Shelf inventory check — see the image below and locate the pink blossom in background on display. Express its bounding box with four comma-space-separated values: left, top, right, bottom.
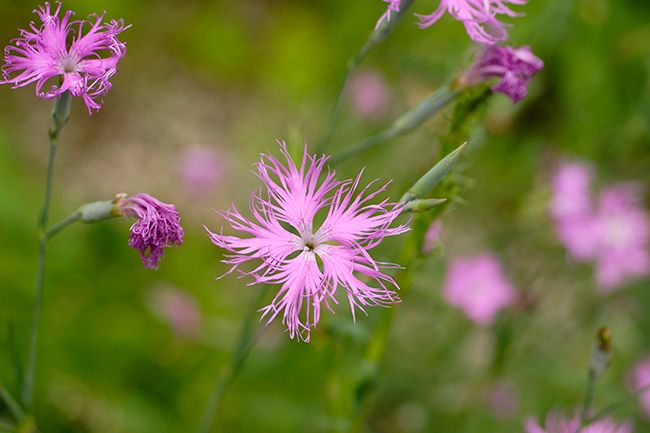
150, 286, 201, 338
347, 70, 390, 120
443, 254, 516, 325
550, 162, 650, 291
525, 412, 632, 433
206, 143, 409, 341
1, 2, 130, 113
463, 45, 544, 102
550, 162, 599, 260
377, 0, 401, 28
416, 0, 527, 45
488, 381, 519, 420
116, 194, 184, 270
592, 184, 650, 291
629, 357, 650, 418
178, 147, 222, 195
422, 220, 443, 254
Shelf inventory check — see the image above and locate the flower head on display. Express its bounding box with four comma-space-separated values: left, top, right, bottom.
629, 356, 650, 418
116, 194, 184, 270
463, 45, 544, 102
206, 143, 408, 341
377, 0, 402, 28
443, 253, 516, 325
416, 0, 527, 45
525, 412, 632, 433
1, 2, 129, 113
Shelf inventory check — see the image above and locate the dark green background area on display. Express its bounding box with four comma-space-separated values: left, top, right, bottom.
0, 0, 649, 432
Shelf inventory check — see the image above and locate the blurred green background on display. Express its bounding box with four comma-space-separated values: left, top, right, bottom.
1, 0, 650, 432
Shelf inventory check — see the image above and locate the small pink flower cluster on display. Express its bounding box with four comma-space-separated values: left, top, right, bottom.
550, 162, 650, 291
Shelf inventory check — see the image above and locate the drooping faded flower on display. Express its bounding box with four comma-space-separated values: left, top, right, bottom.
443, 253, 516, 325
115, 194, 184, 270
377, 0, 402, 28
1, 2, 129, 113
525, 412, 632, 433
462, 45, 544, 102
629, 356, 650, 418
206, 143, 408, 341
416, 0, 527, 45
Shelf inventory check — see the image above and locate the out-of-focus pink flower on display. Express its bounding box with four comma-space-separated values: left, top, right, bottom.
443, 253, 516, 325
629, 357, 650, 418
416, 0, 527, 45
348, 70, 390, 120
629, 357, 650, 416
178, 147, 222, 195
550, 162, 650, 291
150, 286, 201, 338
1, 2, 129, 113
593, 185, 650, 291
422, 220, 443, 254
377, 0, 402, 28
525, 412, 632, 433
206, 143, 409, 342
463, 45, 544, 102
116, 194, 184, 270
489, 381, 519, 420
550, 162, 599, 260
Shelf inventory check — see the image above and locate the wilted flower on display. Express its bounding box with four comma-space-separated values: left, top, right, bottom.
462, 45, 544, 102
377, 0, 402, 28
416, 0, 527, 45
116, 194, 184, 270
593, 184, 650, 291
629, 356, 650, 418
443, 253, 516, 325
1, 2, 129, 113
525, 412, 632, 433
178, 147, 222, 195
149, 286, 201, 338
348, 70, 390, 120
206, 143, 408, 341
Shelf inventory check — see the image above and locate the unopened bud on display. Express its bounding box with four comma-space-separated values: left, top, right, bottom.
590, 327, 612, 378
78, 198, 121, 223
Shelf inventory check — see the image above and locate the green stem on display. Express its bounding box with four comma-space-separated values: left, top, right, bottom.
588, 382, 650, 423
23, 92, 71, 409
197, 287, 267, 433
329, 129, 399, 166
317, 0, 416, 153
578, 370, 597, 432
46, 212, 81, 240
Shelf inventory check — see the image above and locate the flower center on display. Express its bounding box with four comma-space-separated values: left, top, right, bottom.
60, 56, 78, 73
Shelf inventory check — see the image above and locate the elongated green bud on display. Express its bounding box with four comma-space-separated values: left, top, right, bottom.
401, 142, 466, 202
391, 86, 461, 135
402, 198, 447, 212
78, 197, 122, 223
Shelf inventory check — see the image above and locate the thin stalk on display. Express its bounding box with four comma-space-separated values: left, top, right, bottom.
588, 383, 650, 423
23, 91, 71, 408
46, 212, 81, 240
317, 0, 416, 153
197, 287, 267, 433
580, 370, 597, 424
329, 129, 399, 166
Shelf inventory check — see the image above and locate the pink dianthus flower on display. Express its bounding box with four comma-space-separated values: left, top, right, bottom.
525, 412, 632, 433
416, 0, 527, 45
206, 143, 408, 341
116, 194, 184, 270
443, 253, 516, 325
1, 2, 129, 113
